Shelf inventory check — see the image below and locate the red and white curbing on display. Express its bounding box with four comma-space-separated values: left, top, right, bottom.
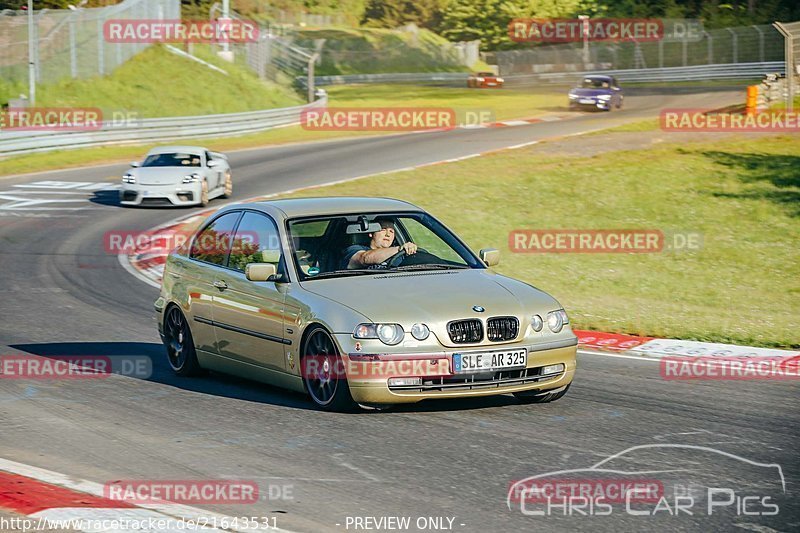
575, 330, 798, 360
0, 458, 290, 532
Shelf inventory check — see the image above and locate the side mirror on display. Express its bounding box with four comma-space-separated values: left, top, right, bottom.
245, 263, 277, 282
479, 248, 500, 267
130, 161, 140, 167
207, 159, 220, 168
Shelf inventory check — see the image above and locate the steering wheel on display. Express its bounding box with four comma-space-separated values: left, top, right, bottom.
381, 249, 407, 269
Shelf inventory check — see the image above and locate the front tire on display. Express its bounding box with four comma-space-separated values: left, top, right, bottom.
164, 306, 202, 376
222, 171, 233, 198
301, 326, 357, 412
513, 384, 570, 404
199, 180, 209, 207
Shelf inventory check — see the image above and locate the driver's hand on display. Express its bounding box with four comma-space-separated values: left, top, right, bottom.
401, 242, 417, 255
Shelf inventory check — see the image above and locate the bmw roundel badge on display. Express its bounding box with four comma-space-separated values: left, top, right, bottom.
472, 305, 485, 312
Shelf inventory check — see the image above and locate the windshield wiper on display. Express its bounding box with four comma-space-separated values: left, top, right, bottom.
303, 269, 378, 279
391, 264, 470, 271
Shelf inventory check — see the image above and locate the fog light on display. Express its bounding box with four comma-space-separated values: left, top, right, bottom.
388, 377, 422, 387
542, 363, 565, 375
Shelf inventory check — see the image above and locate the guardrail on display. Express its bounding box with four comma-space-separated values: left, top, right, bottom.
307, 62, 784, 88
0, 97, 327, 157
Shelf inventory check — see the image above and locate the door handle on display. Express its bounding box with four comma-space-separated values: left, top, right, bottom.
213, 280, 228, 290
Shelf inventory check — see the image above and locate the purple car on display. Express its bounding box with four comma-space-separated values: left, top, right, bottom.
568, 75, 623, 111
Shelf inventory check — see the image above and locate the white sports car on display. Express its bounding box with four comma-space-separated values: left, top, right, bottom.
119, 146, 233, 207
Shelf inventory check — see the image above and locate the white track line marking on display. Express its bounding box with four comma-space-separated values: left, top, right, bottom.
0, 457, 295, 532
577, 349, 660, 362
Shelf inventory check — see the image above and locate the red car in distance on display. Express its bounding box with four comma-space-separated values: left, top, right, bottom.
467, 71, 505, 88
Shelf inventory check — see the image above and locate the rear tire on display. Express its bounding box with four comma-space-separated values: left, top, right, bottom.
199, 180, 209, 207
301, 326, 357, 412
514, 384, 570, 404
222, 171, 233, 198
163, 306, 202, 376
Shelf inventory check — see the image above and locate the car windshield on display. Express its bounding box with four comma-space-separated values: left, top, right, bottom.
477, 72, 494, 77
287, 212, 483, 281
142, 152, 202, 167
580, 77, 611, 89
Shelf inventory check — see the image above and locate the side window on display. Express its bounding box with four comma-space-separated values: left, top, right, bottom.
400, 217, 466, 265
228, 212, 282, 273
206, 151, 214, 165
189, 211, 241, 266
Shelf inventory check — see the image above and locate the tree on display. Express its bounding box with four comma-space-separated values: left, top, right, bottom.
362, 0, 448, 29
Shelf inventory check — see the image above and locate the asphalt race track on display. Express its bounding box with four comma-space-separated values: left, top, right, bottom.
1, 87, 798, 532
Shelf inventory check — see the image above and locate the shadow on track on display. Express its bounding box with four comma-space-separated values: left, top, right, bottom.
10, 341, 528, 414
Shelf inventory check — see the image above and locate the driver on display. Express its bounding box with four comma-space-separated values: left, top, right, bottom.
343, 218, 417, 269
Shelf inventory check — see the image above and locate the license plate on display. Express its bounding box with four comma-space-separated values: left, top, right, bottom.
579, 98, 594, 104
453, 349, 527, 373
487, 82, 497, 86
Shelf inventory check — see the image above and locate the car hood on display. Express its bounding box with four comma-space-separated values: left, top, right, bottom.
300, 269, 560, 347
570, 88, 613, 97
129, 167, 200, 186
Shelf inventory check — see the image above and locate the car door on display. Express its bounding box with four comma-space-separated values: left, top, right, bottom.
185, 210, 243, 354
205, 151, 223, 189
210, 210, 288, 371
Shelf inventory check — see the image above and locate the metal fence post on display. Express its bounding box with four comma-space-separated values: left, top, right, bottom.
27, 0, 36, 104
705, 31, 713, 64
97, 17, 104, 75
307, 53, 318, 103
752, 25, 765, 63
773, 22, 794, 112
726, 27, 737, 63
69, 13, 77, 78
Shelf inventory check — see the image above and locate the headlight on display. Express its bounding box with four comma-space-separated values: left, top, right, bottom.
547, 310, 564, 333
410, 323, 430, 341
568, 93, 578, 99
531, 314, 543, 332
598, 94, 612, 100
559, 309, 569, 324
496, 77, 504, 83
122, 173, 135, 184
476, 77, 484, 82
353, 323, 405, 345
182, 173, 201, 184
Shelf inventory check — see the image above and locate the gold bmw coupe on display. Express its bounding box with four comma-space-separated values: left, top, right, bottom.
155, 197, 577, 411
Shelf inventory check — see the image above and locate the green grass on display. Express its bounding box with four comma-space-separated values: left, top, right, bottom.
1, 45, 301, 116
277, 135, 800, 349
589, 118, 660, 134
324, 84, 564, 121
0, 83, 565, 177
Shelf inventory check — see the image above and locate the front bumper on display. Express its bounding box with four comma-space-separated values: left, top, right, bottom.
119, 182, 203, 206
569, 98, 612, 110
334, 336, 577, 404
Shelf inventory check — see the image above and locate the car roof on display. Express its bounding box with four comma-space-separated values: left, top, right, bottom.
146, 146, 206, 155
223, 197, 424, 219
583, 75, 614, 80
